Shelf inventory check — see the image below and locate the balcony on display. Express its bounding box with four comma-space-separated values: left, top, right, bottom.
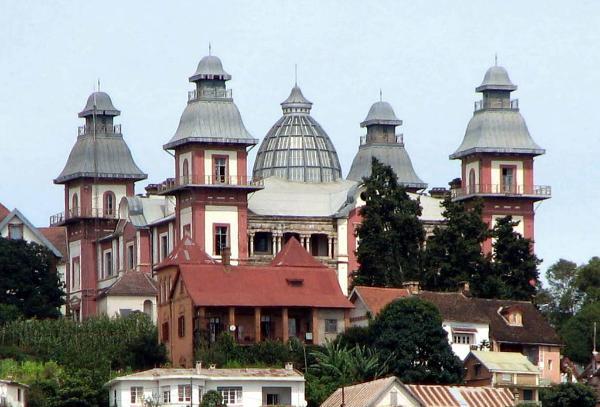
360, 134, 404, 145
451, 184, 551, 200
474, 99, 519, 112
157, 175, 264, 194
78, 124, 121, 136
188, 88, 233, 101
49, 207, 118, 226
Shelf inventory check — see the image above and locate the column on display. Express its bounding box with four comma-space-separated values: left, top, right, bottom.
282, 308, 289, 342
254, 307, 261, 343
272, 234, 277, 254
332, 237, 338, 257
249, 233, 255, 256
228, 307, 236, 327
277, 235, 282, 253
198, 306, 206, 335
306, 235, 311, 253
327, 236, 333, 258
311, 308, 319, 345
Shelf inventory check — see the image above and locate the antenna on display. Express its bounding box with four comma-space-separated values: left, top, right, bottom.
294, 64, 298, 86
494, 53, 498, 66
208, 42, 212, 56
97, 78, 101, 92
379, 89, 383, 102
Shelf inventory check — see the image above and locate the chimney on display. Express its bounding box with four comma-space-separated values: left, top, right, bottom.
429, 187, 449, 199
285, 362, 293, 371
209, 364, 216, 370
221, 247, 231, 266
196, 362, 202, 374
458, 281, 470, 296
448, 178, 462, 190
402, 281, 420, 295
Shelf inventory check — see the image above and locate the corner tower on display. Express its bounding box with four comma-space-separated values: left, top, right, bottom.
450, 65, 551, 252
160, 54, 261, 262
347, 101, 427, 192
52, 91, 147, 319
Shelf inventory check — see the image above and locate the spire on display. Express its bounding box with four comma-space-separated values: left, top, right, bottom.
208, 42, 212, 56
379, 89, 383, 102
280, 84, 313, 114
294, 64, 298, 86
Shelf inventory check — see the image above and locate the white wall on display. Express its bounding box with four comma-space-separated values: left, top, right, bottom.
0, 382, 27, 407
204, 149, 238, 179
317, 309, 346, 344
374, 383, 420, 407
442, 321, 490, 360
92, 184, 127, 214
465, 161, 480, 188
179, 207, 192, 239
490, 160, 524, 187
348, 295, 370, 328
100, 295, 157, 323
205, 205, 239, 260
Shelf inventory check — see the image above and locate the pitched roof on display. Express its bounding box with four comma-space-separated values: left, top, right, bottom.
270, 237, 325, 268
406, 385, 515, 407
321, 377, 420, 407
0, 203, 10, 222
351, 286, 411, 315
467, 351, 539, 374
0, 209, 63, 257
101, 272, 157, 297
417, 291, 562, 346
178, 262, 352, 309
38, 227, 68, 258
155, 236, 216, 270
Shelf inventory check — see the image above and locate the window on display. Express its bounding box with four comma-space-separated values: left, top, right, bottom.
209, 317, 221, 342
325, 319, 338, 334
453, 334, 473, 344
127, 243, 135, 270
161, 386, 171, 403
261, 315, 272, 340
182, 158, 190, 183
390, 390, 398, 406
501, 166, 515, 193
474, 364, 482, 377
500, 373, 513, 382
160, 234, 169, 261
178, 385, 191, 402
162, 322, 169, 342
72, 193, 79, 214
183, 224, 191, 238
468, 168, 476, 193
178, 315, 185, 337
104, 251, 113, 277
104, 191, 116, 216
213, 156, 228, 183
523, 389, 534, 401
143, 300, 153, 317
72, 257, 80, 289
130, 386, 144, 404
548, 359, 553, 371
266, 393, 280, 405
214, 225, 229, 256
253, 232, 272, 254
508, 311, 523, 326
218, 387, 242, 405
17, 388, 22, 402
8, 224, 23, 240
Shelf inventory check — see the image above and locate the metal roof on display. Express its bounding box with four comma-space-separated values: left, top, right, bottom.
406, 385, 515, 407
476, 65, 518, 92
252, 85, 342, 183
468, 351, 539, 374
79, 91, 120, 117
360, 101, 403, 127
189, 55, 232, 82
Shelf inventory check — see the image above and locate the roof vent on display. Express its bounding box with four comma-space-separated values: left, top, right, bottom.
286, 278, 304, 287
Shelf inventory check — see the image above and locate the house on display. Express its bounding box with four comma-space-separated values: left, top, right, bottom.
321, 376, 516, 407
464, 351, 541, 403
0, 379, 28, 407
96, 271, 158, 323
156, 237, 353, 367
348, 284, 562, 384
106, 364, 306, 407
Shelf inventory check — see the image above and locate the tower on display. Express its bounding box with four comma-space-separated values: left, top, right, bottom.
347, 100, 427, 192
53, 91, 147, 319
160, 54, 261, 262
450, 65, 551, 253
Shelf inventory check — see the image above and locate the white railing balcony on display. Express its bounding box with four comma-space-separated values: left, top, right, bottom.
78, 124, 121, 136
451, 183, 551, 199
49, 207, 118, 226
474, 99, 519, 112
157, 175, 264, 193
188, 88, 233, 101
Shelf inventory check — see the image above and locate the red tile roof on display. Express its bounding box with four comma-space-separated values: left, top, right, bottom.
38, 227, 68, 258
179, 263, 352, 308
155, 236, 216, 270
100, 271, 157, 297
351, 286, 411, 315
270, 237, 325, 268
406, 385, 515, 407
0, 203, 10, 223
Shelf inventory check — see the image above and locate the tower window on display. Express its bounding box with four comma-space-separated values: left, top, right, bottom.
213, 156, 228, 183
214, 225, 229, 255
104, 250, 113, 278
182, 158, 190, 183
468, 168, 476, 193
501, 166, 516, 193
103, 191, 116, 216
127, 243, 135, 270
71, 193, 79, 215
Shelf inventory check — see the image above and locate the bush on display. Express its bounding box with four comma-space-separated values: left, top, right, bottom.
200, 390, 225, 407
540, 382, 597, 407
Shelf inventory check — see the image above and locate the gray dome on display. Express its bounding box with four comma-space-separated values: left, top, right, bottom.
79, 91, 120, 118
476, 65, 517, 92
360, 101, 402, 127
189, 55, 232, 82
253, 85, 342, 183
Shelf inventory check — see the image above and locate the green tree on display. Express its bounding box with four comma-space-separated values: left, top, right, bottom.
200, 390, 226, 407
560, 301, 600, 364
576, 257, 600, 305
353, 158, 425, 287
487, 216, 541, 300
0, 237, 65, 319
543, 259, 582, 327
422, 197, 490, 291
369, 297, 463, 384
540, 382, 597, 407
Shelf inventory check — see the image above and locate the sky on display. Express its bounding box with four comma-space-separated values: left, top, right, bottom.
0, 0, 598, 277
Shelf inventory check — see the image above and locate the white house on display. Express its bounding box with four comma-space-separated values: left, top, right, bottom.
0, 379, 28, 407
106, 364, 307, 407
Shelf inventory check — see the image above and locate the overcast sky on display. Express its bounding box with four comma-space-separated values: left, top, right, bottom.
1, 0, 598, 275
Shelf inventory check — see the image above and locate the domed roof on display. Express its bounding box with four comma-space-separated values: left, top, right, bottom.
360, 101, 402, 127
252, 85, 342, 183
476, 65, 517, 92
78, 91, 120, 118
189, 55, 231, 82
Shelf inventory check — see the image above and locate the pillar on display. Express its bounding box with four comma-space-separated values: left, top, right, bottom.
332, 237, 337, 257
254, 307, 261, 343
311, 308, 319, 345
327, 236, 333, 258
306, 235, 311, 253
282, 307, 289, 342
249, 233, 255, 256
272, 233, 277, 254
228, 307, 236, 328
198, 306, 206, 332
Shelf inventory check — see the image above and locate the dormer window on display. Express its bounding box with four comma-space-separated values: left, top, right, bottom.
8, 223, 23, 240
499, 306, 523, 327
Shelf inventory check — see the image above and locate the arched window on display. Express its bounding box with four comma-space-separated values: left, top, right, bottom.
71, 193, 79, 216
143, 300, 153, 317
182, 159, 189, 184
103, 191, 116, 216
468, 169, 476, 194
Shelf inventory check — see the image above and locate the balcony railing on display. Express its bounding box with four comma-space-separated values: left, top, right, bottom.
49, 207, 118, 226
360, 134, 404, 145
188, 88, 233, 101
78, 124, 121, 136
474, 99, 519, 112
452, 184, 551, 199
157, 175, 263, 193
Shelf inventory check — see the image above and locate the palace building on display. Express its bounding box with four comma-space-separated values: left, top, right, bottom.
50, 53, 549, 325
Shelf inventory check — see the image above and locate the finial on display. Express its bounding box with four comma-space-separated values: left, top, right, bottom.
209, 42, 212, 56
97, 78, 101, 92
379, 89, 383, 102
494, 53, 498, 66
294, 64, 298, 86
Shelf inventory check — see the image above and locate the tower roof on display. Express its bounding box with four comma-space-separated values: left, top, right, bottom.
360, 101, 402, 127
476, 65, 517, 92
164, 54, 257, 149
55, 92, 146, 184
252, 85, 342, 183
79, 91, 120, 118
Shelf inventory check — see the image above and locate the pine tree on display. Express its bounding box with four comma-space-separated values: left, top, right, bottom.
489, 216, 541, 300
422, 197, 490, 291
353, 158, 425, 287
